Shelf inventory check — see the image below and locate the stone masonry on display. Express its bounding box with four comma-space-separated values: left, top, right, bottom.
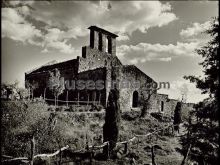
25, 26, 194, 115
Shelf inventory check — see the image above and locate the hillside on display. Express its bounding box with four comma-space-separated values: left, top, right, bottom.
1, 100, 186, 165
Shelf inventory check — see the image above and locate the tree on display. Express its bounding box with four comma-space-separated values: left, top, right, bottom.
140, 81, 159, 118
1, 83, 14, 100
181, 18, 219, 165
25, 80, 38, 100
173, 101, 182, 133
103, 89, 120, 158
184, 18, 219, 99
180, 84, 189, 103
48, 68, 65, 106
1, 81, 21, 100
1, 100, 72, 159
1, 101, 50, 157
17, 88, 29, 100
103, 66, 121, 158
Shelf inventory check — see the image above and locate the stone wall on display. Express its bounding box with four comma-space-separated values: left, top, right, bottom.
151, 95, 194, 117
117, 65, 156, 112
78, 46, 122, 73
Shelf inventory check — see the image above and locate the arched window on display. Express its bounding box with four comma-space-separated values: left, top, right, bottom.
161, 101, 164, 112
132, 91, 138, 108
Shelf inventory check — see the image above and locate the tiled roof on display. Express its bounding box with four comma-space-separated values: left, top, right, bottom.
26, 59, 78, 75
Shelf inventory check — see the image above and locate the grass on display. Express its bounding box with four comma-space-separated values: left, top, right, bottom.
1, 100, 184, 164
118, 113, 183, 165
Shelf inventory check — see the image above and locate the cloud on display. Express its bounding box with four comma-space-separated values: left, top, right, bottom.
45, 41, 75, 54
43, 39, 76, 54
41, 27, 80, 54
117, 32, 130, 41
2, 8, 42, 46
2, 7, 77, 54
30, 1, 177, 39
159, 78, 208, 103
2, 1, 177, 54
180, 21, 211, 38
2, 0, 35, 8
8, 0, 35, 7
117, 41, 199, 64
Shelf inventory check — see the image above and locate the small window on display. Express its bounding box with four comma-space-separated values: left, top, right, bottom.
132, 91, 138, 108
161, 101, 164, 112
107, 37, 112, 54
98, 32, 102, 51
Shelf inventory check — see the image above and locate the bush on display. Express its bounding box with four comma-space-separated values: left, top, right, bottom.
1, 101, 49, 156
150, 112, 163, 121
48, 107, 55, 111
58, 106, 68, 112
150, 112, 172, 122
94, 112, 104, 120
1, 100, 77, 157
75, 113, 86, 123
69, 105, 76, 112
89, 104, 103, 112
121, 111, 139, 121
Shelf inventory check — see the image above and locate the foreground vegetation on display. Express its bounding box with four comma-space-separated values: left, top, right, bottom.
181, 18, 219, 165
1, 99, 185, 165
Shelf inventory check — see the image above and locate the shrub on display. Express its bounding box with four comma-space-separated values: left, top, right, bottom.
150, 112, 163, 121
69, 105, 76, 112
1, 100, 77, 157
55, 106, 66, 112
121, 111, 139, 121
1, 101, 49, 156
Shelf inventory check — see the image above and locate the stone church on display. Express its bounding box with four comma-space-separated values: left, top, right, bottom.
25, 26, 193, 115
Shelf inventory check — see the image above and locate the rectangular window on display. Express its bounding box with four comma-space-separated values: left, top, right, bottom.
161, 101, 164, 112
107, 37, 112, 54
98, 32, 102, 51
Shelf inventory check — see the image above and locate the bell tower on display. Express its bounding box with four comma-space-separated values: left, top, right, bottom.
88, 26, 118, 56
79, 26, 121, 73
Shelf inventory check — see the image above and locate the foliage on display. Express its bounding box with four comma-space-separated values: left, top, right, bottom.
47, 68, 65, 106
17, 88, 29, 99
150, 112, 172, 122
1, 100, 78, 157
173, 102, 182, 133
25, 80, 39, 99
181, 18, 219, 165
1, 81, 21, 100
184, 18, 219, 99
103, 89, 121, 158
140, 81, 158, 118
121, 111, 139, 121
1, 99, 187, 164
173, 102, 182, 125
1, 101, 49, 157
180, 84, 189, 103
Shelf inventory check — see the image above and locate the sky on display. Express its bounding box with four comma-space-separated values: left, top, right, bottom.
1, 0, 218, 103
